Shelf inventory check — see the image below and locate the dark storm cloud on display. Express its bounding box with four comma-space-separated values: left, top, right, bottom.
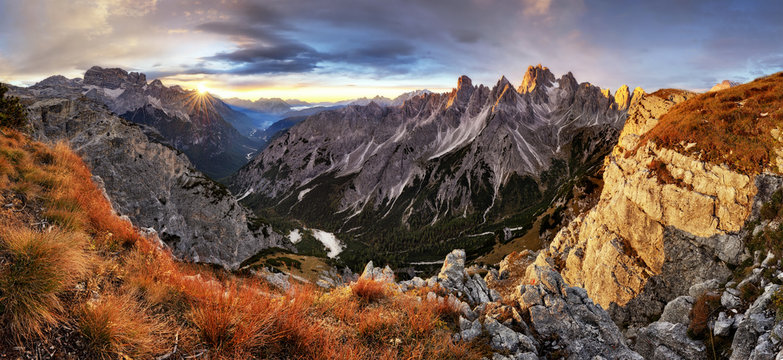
190, 4, 425, 76
3, 0, 783, 92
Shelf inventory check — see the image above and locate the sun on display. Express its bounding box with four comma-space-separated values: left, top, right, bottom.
196, 83, 208, 95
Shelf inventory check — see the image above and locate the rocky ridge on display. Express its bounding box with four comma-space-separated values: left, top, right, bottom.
10, 89, 289, 269
26, 66, 258, 179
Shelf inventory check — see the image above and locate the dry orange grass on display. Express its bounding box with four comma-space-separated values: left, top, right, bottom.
76, 293, 172, 359
638, 72, 783, 174
351, 278, 390, 303
0, 228, 90, 341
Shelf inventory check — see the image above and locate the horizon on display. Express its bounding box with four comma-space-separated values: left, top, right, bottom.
2, 0, 783, 102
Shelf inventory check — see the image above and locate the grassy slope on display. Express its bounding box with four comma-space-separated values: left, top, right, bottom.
639, 72, 783, 174
0, 128, 487, 359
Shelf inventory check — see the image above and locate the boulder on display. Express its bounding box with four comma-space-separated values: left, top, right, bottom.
659, 295, 694, 326
635, 321, 706, 360
714, 312, 733, 337
439, 249, 466, 285
689, 279, 721, 299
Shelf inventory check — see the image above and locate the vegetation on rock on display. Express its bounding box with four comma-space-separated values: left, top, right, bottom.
0, 84, 27, 129
639, 72, 783, 174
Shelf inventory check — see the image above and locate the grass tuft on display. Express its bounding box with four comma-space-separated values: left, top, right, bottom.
77, 294, 171, 359
0, 228, 89, 341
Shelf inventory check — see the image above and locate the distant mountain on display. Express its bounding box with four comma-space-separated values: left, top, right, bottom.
223, 97, 293, 114
27, 66, 258, 180
231, 65, 632, 267
708, 79, 741, 92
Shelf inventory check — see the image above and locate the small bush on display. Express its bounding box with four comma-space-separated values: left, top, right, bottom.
0, 84, 27, 129
351, 278, 388, 304
0, 228, 89, 341
688, 292, 722, 339
771, 287, 783, 318
77, 294, 171, 359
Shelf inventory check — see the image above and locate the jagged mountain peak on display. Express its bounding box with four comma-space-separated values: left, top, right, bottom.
614, 84, 631, 110
457, 74, 473, 89
447, 75, 476, 108
32, 75, 81, 88
84, 65, 147, 89
519, 64, 556, 94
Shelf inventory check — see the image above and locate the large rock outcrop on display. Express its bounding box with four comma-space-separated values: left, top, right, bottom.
13, 92, 289, 269
519, 88, 780, 327
387, 250, 642, 359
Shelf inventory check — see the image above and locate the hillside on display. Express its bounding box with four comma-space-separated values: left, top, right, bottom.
638, 72, 783, 174
0, 128, 492, 359
0, 126, 650, 359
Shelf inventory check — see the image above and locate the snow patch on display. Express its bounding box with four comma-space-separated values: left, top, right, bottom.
288, 229, 302, 243
236, 188, 253, 201
298, 188, 312, 201
146, 95, 163, 109
310, 229, 344, 258
104, 87, 125, 99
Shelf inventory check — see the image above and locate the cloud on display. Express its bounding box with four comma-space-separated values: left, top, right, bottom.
2, 0, 783, 96
522, 0, 552, 16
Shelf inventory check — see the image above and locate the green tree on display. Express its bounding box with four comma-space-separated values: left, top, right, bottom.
0, 84, 27, 128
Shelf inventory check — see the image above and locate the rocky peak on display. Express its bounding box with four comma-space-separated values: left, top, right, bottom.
631, 86, 645, 104
709, 79, 740, 92
601, 88, 612, 98
84, 66, 147, 89
32, 75, 79, 88
518, 64, 555, 94
614, 84, 631, 110
556, 71, 579, 94
447, 75, 475, 108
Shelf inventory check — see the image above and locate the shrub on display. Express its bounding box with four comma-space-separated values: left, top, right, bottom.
771, 287, 783, 318
688, 292, 722, 339
0, 228, 89, 341
77, 294, 171, 359
0, 84, 27, 129
351, 278, 388, 304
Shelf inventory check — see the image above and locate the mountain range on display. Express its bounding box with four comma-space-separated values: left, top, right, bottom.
230, 65, 639, 267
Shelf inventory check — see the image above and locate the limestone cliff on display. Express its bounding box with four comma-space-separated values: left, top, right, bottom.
12, 92, 290, 269
520, 88, 781, 326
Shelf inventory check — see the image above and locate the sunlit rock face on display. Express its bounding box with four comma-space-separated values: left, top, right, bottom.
230, 65, 633, 252
519, 89, 779, 326
29, 66, 258, 179
708, 79, 740, 92
10, 88, 289, 270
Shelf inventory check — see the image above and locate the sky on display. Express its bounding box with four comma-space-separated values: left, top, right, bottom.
1, 0, 782, 102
